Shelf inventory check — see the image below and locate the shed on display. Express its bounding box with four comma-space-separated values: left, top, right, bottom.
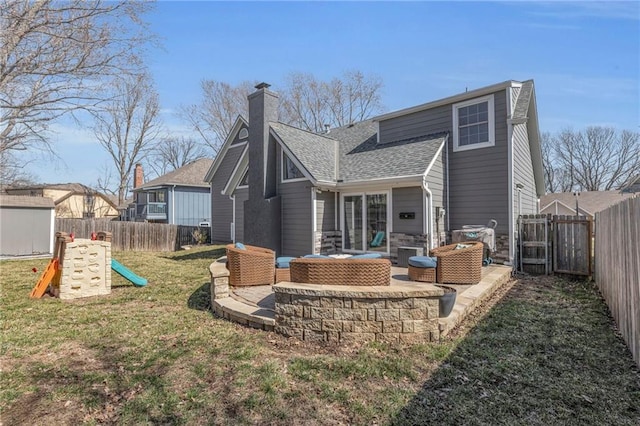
0, 195, 55, 257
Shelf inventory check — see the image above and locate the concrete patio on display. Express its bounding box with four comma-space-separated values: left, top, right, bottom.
211, 263, 513, 339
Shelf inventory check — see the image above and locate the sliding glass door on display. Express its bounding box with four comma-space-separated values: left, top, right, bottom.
343, 192, 388, 253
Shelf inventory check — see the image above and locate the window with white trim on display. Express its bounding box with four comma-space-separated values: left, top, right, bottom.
452, 94, 495, 152
283, 153, 304, 181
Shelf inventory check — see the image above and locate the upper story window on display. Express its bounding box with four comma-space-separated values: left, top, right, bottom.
282, 152, 305, 181
147, 190, 165, 203
452, 94, 495, 152
238, 128, 249, 140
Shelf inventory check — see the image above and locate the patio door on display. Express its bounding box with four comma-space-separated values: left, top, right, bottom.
342, 192, 389, 253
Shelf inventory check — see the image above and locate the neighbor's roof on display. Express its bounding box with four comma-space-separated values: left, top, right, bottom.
6, 183, 93, 193
135, 158, 214, 190
0, 195, 55, 208
540, 191, 636, 215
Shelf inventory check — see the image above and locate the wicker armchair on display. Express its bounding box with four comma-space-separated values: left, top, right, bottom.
226, 244, 276, 286
429, 241, 484, 284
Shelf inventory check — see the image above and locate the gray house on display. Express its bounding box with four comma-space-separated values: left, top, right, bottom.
205, 80, 544, 265
0, 195, 55, 257
131, 159, 213, 226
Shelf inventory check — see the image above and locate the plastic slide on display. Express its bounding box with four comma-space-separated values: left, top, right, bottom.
111, 259, 148, 287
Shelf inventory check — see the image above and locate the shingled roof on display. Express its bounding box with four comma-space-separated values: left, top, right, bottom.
270, 122, 337, 182
271, 120, 447, 185
0, 195, 55, 208
512, 80, 533, 121
135, 158, 214, 190
540, 191, 636, 216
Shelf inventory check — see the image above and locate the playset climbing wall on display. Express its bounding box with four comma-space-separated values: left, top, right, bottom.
52, 238, 112, 300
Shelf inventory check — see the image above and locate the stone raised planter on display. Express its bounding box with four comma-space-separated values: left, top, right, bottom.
273, 282, 443, 343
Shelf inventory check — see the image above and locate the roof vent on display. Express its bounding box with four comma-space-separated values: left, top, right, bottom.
255, 82, 271, 90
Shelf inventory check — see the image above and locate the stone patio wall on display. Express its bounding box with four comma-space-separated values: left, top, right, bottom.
273, 283, 442, 343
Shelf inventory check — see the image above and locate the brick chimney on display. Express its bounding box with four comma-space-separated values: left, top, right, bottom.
244, 83, 282, 253
134, 163, 144, 188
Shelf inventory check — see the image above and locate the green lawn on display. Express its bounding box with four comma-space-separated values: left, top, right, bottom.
1, 245, 639, 425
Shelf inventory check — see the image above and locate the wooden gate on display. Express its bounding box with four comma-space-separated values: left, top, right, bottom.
553, 215, 592, 276
518, 214, 593, 276
518, 214, 552, 275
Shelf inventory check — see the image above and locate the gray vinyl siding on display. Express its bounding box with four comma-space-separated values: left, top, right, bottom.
448, 90, 509, 234
316, 190, 336, 232
170, 187, 210, 226
233, 187, 249, 242
279, 180, 312, 256
392, 187, 423, 234
379, 103, 451, 144
425, 148, 446, 238
512, 122, 537, 219
210, 146, 244, 242
1, 207, 53, 256
231, 125, 249, 146
379, 90, 510, 234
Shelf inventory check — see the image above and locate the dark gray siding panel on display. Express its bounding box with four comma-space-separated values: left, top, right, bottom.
513, 123, 537, 217
210, 146, 244, 242
172, 187, 210, 226
392, 187, 423, 234
1, 207, 53, 256
379, 103, 451, 144
447, 90, 509, 234
426, 148, 445, 211
280, 180, 312, 256
233, 187, 249, 242
316, 190, 336, 232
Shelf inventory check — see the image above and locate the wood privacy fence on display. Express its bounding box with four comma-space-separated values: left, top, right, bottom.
595, 196, 639, 367
518, 214, 592, 276
55, 219, 210, 252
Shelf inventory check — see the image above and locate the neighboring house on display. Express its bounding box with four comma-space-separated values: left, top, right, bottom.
205, 80, 545, 264
0, 195, 55, 257
4, 183, 118, 219
620, 175, 640, 194
131, 159, 213, 226
540, 191, 636, 219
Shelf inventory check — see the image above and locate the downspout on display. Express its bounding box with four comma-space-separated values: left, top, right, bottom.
232, 194, 236, 242
507, 88, 515, 267
445, 139, 450, 233
171, 185, 176, 225
311, 187, 317, 254
422, 178, 434, 251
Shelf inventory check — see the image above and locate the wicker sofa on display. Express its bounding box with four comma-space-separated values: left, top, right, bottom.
226, 244, 275, 286
289, 258, 391, 286
429, 241, 484, 284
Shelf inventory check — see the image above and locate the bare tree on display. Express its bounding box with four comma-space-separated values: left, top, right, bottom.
182, 71, 384, 153
92, 73, 161, 204
547, 127, 640, 192
280, 71, 384, 132
181, 80, 255, 154
148, 136, 207, 177
0, 0, 153, 183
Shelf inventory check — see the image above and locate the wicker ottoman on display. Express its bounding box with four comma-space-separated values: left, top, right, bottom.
408, 265, 436, 283
275, 268, 291, 283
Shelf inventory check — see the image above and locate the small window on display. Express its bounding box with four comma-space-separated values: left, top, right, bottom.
283, 153, 305, 181
238, 128, 249, 140
452, 94, 495, 152
238, 170, 249, 188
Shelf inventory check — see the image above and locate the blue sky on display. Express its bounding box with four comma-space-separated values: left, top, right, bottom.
30, 1, 639, 185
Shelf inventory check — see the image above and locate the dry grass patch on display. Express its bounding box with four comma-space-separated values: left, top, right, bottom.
1, 247, 639, 425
